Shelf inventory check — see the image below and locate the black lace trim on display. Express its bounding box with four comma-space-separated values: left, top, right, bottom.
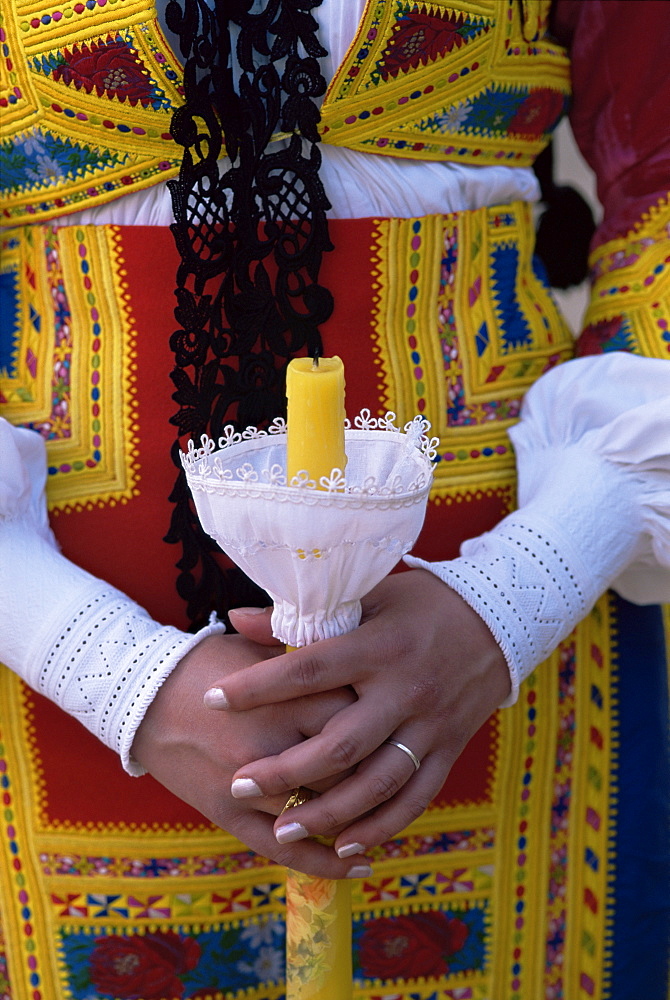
164, 0, 333, 629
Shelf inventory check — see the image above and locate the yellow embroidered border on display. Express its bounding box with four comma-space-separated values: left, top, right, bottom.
489, 596, 616, 999
369, 203, 574, 499
320, 0, 570, 166
0, 228, 53, 422
583, 194, 670, 358
0, 224, 140, 511
1, 2, 182, 224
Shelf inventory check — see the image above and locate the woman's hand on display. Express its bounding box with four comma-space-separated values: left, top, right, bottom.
209, 570, 511, 859
131, 632, 370, 879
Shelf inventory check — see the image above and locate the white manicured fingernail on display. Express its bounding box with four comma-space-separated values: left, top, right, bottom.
346, 864, 372, 879
336, 842, 365, 859
231, 777, 262, 799
275, 821, 309, 844
204, 687, 229, 709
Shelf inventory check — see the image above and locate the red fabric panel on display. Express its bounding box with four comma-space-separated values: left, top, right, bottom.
39, 220, 496, 827
553, 0, 670, 245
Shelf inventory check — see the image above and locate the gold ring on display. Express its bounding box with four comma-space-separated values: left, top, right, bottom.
281, 786, 312, 813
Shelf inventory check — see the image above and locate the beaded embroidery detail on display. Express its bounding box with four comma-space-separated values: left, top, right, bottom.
577, 194, 670, 359
369, 202, 574, 500
0, 224, 139, 511
320, 0, 570, 167
0, 1, 183, 225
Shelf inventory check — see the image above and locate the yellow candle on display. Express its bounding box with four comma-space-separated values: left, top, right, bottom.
284, 354, 352, 1000
286, 356, 346, 486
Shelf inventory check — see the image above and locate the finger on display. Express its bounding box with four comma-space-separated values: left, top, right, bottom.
228, 607, 280, 645
289, 688, 358, 741
330, 755, 449, 854
205, 632, 367, 711
230, 699, 404, 798
230, 810, 373, 880
272, 738, 422, 843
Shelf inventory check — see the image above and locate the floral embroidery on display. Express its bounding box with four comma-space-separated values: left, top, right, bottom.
61, 920, 287, 999
577, 316, 635, 356
378, 8, 489, 80
87, 931, 200, 999
51, 38, 163, 108
508, 87, 566, 138
1, 8, 182, 223
467, 88, 524, 132
353, 908, 483, 981
432, 99, 473, 132
321, 0, 570, 166
0, 131, 120, 195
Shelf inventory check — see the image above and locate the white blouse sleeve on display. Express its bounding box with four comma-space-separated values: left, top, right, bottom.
405, 353, 670, 705
0, 418, 225, 774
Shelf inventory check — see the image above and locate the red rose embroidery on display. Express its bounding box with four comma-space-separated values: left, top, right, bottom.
358, 911, 469, 980
54, 40, 155, 105
508, 88, 564, 138
89, 930, 200, 999
380, 12, 477, 79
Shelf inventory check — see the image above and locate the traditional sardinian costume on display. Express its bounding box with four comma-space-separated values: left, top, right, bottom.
0, 1, 668, 998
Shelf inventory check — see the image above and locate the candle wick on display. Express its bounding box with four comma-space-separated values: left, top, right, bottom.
311, 350, 320, 371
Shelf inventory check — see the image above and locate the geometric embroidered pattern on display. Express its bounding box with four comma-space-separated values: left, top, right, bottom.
0, 224, 139, 511
577, 193, 670, 361
320, 0, 570, 167
0, 1, 183, 224
369, 203, 574, 500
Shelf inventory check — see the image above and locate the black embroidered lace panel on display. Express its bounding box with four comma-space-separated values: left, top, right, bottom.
165, 0, 333, 629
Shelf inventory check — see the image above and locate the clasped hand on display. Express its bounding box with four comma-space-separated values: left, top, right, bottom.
206, 569, 510, 873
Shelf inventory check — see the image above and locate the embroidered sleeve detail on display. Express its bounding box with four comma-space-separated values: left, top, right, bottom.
38, 589, 225, 775
0, 418, 226, 776
406, 439, 645, 705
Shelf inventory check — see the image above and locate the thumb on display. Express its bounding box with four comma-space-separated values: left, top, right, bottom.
228, 606, 280, 645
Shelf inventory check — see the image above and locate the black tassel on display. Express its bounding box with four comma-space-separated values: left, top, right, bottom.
533, 142, 596, 289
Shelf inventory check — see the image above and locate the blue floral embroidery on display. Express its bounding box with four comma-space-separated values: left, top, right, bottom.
0, 130, 121, 195
59, 916, 287, 999
466, 87, 525, 133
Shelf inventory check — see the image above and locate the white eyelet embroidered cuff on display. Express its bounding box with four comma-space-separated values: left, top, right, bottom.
0, 419, 225, 775
31, 578, 225, 776
406, 354, 670, 706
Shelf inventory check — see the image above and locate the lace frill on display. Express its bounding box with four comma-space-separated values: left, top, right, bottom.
181, 411, 437, 646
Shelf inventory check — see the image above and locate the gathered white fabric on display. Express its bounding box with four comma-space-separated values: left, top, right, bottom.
181, 412, 437, 647
0, 419, 225, 775
406, 353, 670, 705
